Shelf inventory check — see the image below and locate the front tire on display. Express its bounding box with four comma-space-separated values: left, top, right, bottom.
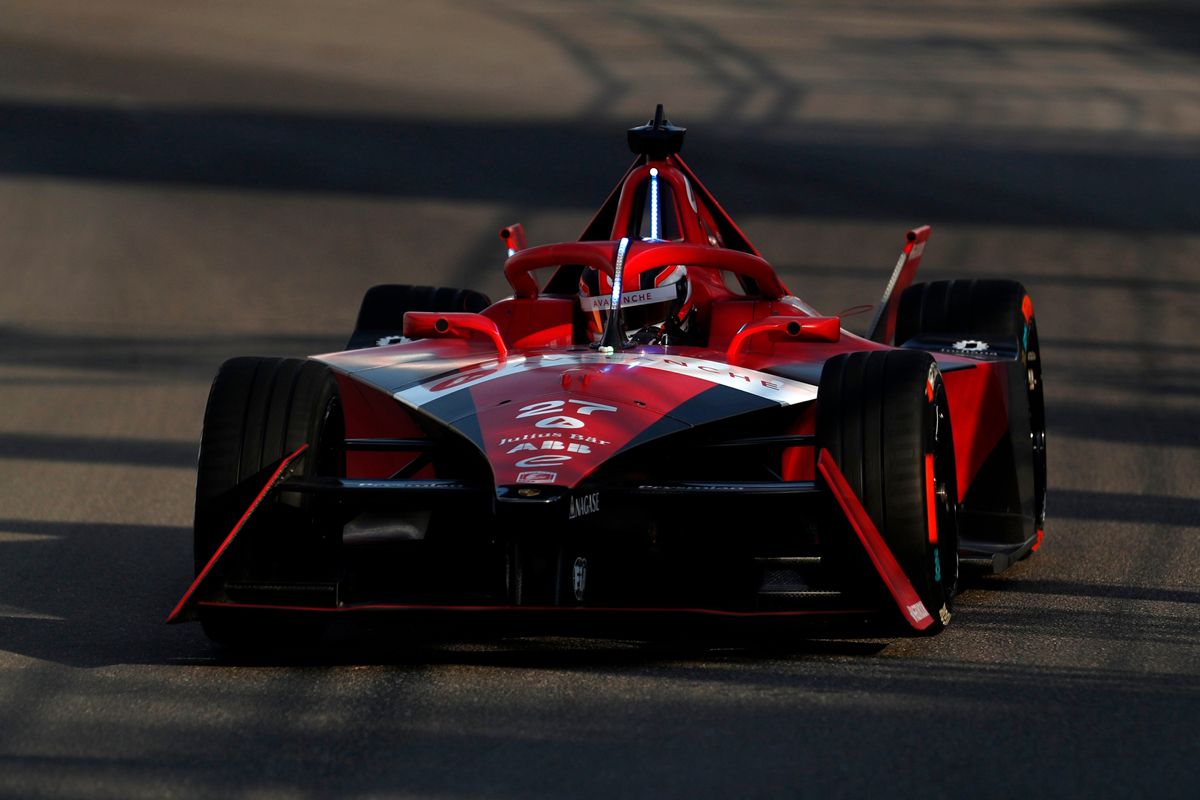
817, 350, 959, 632
193, 357, 344, 646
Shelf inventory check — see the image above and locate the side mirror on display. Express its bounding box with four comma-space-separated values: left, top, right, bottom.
726, 316, 841, 362
402, 312, 508, 358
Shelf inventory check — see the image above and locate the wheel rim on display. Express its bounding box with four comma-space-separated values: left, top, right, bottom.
927, 374, 959, 608
1024, 314, 1048, 533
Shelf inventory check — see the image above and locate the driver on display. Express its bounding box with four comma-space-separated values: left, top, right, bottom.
579, 264, 695, 346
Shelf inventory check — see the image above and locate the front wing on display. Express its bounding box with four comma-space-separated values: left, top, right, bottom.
168, 446, 935, 634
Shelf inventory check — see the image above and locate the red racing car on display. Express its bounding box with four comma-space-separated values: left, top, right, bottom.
169, 107, 1046, 644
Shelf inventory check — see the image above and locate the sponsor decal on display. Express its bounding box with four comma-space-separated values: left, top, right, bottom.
640, 483, 743, 492
514, 454, 572, 468
427, 364, 503, 393
506, 440, 593, 454
951, 339, 989, 352
568, 492, 600, 519
906, 601, 930, 622
498, 432, 611, 447
579, 285, 678, 312
502, 400, 619, 473
572, 557, 588, 601
534, 416, 585, 429
516, 471, 557, 484
939, 606, 952, 625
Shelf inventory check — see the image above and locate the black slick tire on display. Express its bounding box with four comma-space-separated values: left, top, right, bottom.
817, 349, 959, 633
193, 357, 344, 647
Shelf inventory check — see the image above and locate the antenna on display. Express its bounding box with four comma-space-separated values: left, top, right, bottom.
627, 104, 686, 159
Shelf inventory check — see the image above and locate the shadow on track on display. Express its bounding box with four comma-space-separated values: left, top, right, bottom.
0, 327, 342, 380
3, 100, 1199, 233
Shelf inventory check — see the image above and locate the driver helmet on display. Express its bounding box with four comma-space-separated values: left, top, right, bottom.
579, 264, 693, 345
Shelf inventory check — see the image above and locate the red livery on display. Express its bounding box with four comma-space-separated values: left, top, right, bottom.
171, 108, 1046, 644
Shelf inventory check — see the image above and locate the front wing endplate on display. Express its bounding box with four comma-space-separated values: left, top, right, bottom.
166, 444, 309, 624
817, 448, 934, 631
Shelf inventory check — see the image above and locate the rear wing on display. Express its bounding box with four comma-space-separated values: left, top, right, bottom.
866, 226, 931, 344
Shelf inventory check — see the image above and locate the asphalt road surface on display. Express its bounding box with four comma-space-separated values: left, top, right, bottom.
1, 1, 1198, 797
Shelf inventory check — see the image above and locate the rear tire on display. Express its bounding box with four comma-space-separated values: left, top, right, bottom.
346, 284, 492, 349
193, 357, 344, 647
817, 350, 959, 632
896, 279, 1046, 545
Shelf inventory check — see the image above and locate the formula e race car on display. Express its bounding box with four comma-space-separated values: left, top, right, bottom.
169, 107, 1046, 644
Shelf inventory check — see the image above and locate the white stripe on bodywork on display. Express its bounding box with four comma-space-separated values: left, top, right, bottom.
394, 352, 817, 408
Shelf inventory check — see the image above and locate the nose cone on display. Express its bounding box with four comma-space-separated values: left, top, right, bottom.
474, 389, 676, 488
379, 350, 816, 490
443, 357, 704, 489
